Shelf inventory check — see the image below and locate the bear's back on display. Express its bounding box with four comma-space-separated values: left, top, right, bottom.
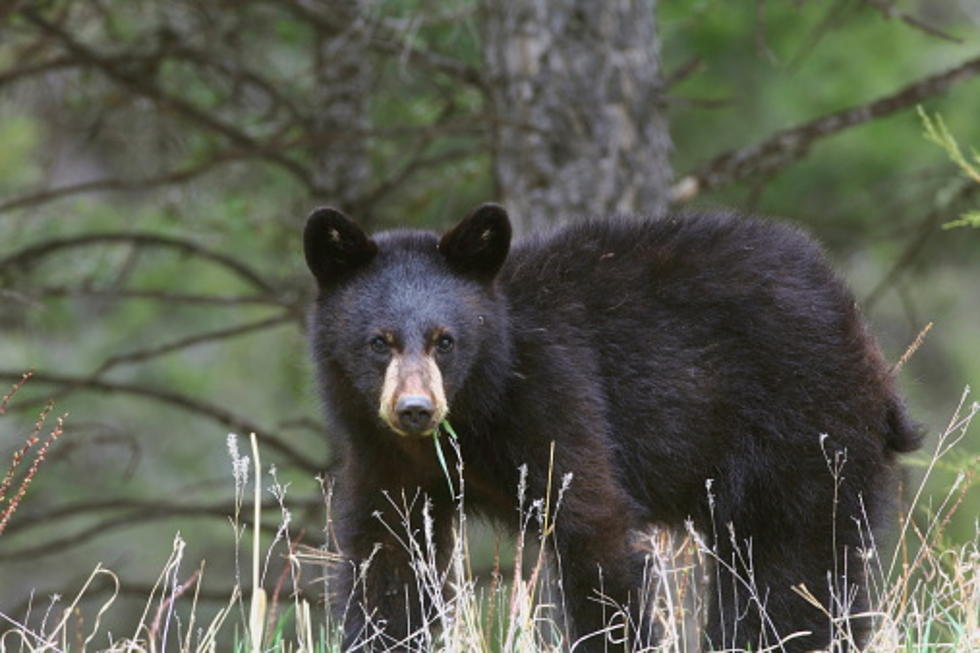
499, 212, 846, 331
495, 213, 900, 495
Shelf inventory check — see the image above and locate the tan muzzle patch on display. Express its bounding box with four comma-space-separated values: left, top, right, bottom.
378, 352, 448, 436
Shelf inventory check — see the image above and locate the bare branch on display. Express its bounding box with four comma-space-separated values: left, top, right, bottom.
863, 180, 980, 311
92, 313, 298, 376
0, 370, 322, 473
20, 8, 317, 193
2, 496, 321, 538
662, 56, 704, 91
0, 54, 76, 87
32, 287, 292, 308
0, 503, 293, 562
0, 155, 240, 214
278, 0, 482, 87
164, 45, 309, 127
0, 232, 278, 295
860, 0, 962, 44
672, 53, 980, 202
359, 145, 479, 213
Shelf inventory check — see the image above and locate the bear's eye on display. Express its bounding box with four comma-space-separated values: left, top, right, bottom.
435, 334, 455, 353
368, 335, 388, 354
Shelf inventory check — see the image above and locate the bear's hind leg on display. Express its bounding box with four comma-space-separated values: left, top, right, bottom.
704, 518, 873, 653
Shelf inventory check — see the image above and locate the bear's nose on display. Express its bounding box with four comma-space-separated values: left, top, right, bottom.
395, 395, 435, 434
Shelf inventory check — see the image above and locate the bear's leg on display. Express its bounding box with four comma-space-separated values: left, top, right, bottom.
705, 520, 873, 653
330, 482, 454, 651
551, 495, 654, 651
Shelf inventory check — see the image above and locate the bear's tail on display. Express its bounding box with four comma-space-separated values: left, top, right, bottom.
885, 399, 925, 453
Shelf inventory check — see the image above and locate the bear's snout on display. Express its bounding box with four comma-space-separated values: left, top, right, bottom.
378, 351, 448, 436
395, 395, 435, 434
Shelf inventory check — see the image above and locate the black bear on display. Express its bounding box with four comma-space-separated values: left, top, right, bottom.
303, 204, 921, 652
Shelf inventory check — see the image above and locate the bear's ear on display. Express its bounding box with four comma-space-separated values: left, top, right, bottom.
303, 207, 378, 286
438, 203, 511, 281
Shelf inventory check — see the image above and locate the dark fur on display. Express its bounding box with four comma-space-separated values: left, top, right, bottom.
304, 206, 921, 651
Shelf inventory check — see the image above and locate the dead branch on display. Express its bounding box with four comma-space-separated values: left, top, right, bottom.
860, 0, 962, 43
0, 153, 247, 214
671, 53, 980, 202
0, 232, 278, 295
277, 0, 482, 87
0, 54, 76, 87
0, 370, 321, 473
662, 55, 704, 91
863, 180, 980, 311
358, 145, 479, 213
92, 312, 298, 376
32, 287, 292, 308
0, 504, 292, 562
163, 45, 309, 127
1, 496, 322, 538
20, 8, 318, 194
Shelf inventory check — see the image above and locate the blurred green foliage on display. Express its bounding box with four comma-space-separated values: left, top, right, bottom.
0, 0, 977, 627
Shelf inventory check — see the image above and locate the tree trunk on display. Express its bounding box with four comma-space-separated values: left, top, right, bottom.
480, 0, 672, 235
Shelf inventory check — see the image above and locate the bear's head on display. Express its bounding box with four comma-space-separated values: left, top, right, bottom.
304, 204, 511, 438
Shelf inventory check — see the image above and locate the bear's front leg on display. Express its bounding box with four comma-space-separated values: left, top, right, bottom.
514, 440, 653, 652
553, 498, 653, 652
329, 476, 454, 651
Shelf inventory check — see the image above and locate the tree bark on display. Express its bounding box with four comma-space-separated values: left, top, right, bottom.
480, 0, 672, 235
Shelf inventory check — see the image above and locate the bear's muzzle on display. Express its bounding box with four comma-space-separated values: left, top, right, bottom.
378, 352, 447, 436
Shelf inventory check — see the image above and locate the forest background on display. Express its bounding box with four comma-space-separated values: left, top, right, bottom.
0, 0, 978, 643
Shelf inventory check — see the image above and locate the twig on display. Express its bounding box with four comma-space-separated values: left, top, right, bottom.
277, 0, 482, 87
164, 45, 309, 127
20, 8, 317, 194
0, 232, 277, 295
0, 502, 291, 562
671, 53, 980, 202
662, 56, 704, 91
0, 54, 76, 87
358, 145, 478, 213
860, 0, 962, 43
864, 181, 980, 310
890, 321, 933, 375
92, 312, 296, 376
0, 154, 246, 214
32, 287, 292, 308
1, 496, 322, 537
0, 370, 320, 472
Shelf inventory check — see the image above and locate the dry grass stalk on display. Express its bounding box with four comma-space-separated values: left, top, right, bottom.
1, 372, 66, 536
